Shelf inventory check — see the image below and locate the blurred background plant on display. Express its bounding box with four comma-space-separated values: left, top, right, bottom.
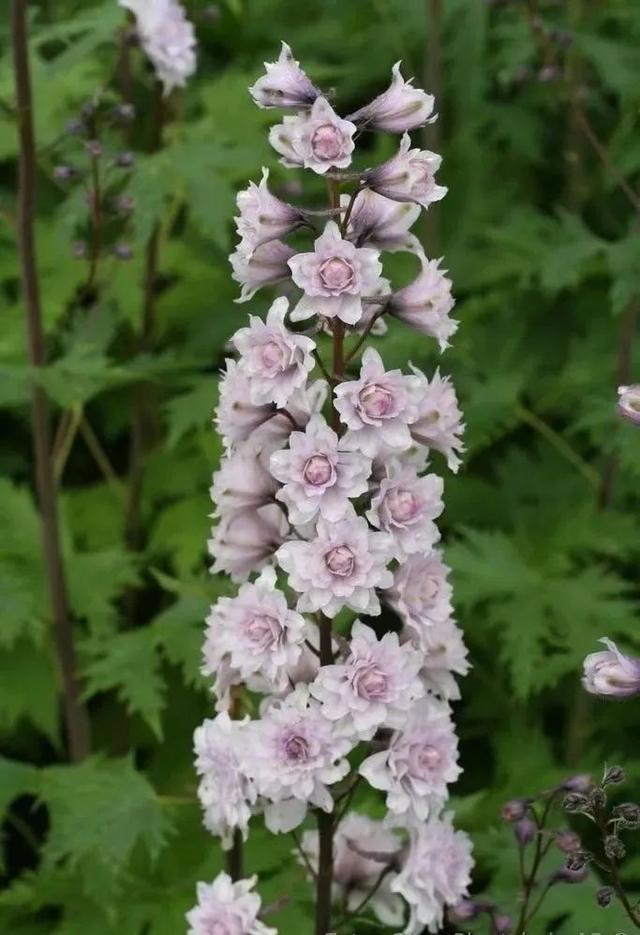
1, 0, 639, 931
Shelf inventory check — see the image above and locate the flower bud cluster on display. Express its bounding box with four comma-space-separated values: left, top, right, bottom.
53, 91, 137, 269
189, 43, 472, 934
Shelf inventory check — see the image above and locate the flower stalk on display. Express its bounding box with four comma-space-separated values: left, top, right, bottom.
11, 0, 90, 762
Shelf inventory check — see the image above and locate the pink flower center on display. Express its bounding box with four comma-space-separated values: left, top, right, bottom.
244, 613, 282, 650
359, 383, 394, 419
303, 454, 334, 487
325, 544, 355, 577
386, 488, 420, 523
409, 157, 432, 188
319, 256, 354, 293
417, 743, 441, 771
260, 339, 286, 373
311, 123, 343, 161
284, 733, 310, 762
353, 661, 389, 700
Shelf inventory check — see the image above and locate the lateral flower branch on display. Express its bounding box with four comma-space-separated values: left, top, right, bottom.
188, 43, 472, 935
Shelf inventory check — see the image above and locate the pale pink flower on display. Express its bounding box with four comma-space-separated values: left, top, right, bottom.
249, 41, 320, 110
366, 461, 443, 559
309, 621, 424, 738
582, 638, 640, 698
215, 359, 278, 451
269, 415, 371, 524
288, 221, 382, 326
344, 189, 421, 253
405, 617, 470, 701
120, 0, 196, 96
235, 169, 305, 256
366, 134, 447, 209
202, 567, 307, 698
389, 256, 458, 350
252, 686, 353, 832
277, 516, 393, 618
232, 296, 315, 408
230, 239, 295, 302
269, 97, 356, 175
193, 713, 256, 847
385, 551, 454, 630
409, 366, 464, 472
334, 347, 420, 457
618, 385, 640, 426
347, 62, 436, 132
299, 814, 404, 926
210, 442, 277, 517
209, 503, 288, 583
391, 813, 473, 935
359, 697, 460, 819
186, 872, 276, 935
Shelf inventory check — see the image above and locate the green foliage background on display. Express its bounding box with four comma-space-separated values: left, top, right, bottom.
1, 0, 640, 931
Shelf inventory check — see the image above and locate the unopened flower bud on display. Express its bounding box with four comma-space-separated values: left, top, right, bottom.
596, 885, 613, 908
583, 638, 640, 698
604, 835, 626, 862
114, 243, 133, 260
115, 151, 135, 168
550, 27, 574, 48
614, 803, 640, 828
80, 100, 97, 120
555, 829, 581, 853
514, 817, 536, 846
563, 774, 593, 793
553, 865, 588, 885
501, 799, 529, 822
72, 240, 87, 259
492, 914, 512, 934
512, 64, 532, 85
565, 850, 589, 872
112, 102, 135, 123
85, 139, 102, 158
249, 42, 320, 110
65, 118, 85, 136
603, 765, 625, 786
53, 165, 79, 182
538, 64, 561, 83
618, 385, 640, 426
589, 786, 607, 811
347, 62, 436, 133
448, 898, 481, 922
112, 194, 135, 215
563, 792, 589, 813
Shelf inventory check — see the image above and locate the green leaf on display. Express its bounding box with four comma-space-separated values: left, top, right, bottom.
82, 629, 165, 738
164, 377, 218, 449
40, 757, 171, 901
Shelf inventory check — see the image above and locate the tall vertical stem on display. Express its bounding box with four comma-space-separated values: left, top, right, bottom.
314, 176, 346, 935
11, 0, 90, 762
316, 611, 335, 935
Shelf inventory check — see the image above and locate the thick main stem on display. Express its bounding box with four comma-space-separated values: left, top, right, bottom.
11, 0, 90, 762
315, 175, 345, 934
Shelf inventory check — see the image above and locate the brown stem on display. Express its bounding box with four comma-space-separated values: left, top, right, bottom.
11, 0, 90, 762
315, 612, 335, 934
227, 827, 244, 882
514, 794, 557, 933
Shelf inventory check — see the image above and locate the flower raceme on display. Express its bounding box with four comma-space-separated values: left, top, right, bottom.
190, 41, 472, 935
